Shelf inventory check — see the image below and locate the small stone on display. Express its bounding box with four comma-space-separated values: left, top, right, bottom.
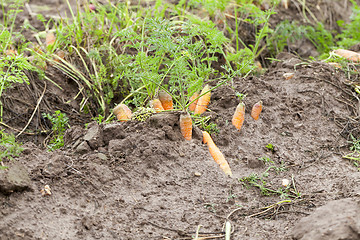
282, 179, 290, 187
283, 72, 294, 80
194, 172, 201, 177
97, 153, 108, 161
83, 123, 103, 149
75, 141, 91, 154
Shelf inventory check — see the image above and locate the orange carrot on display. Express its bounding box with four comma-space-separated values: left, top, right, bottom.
180, 112, 192, 140
251, 101, 263, 120
232, 102, 245, 131
150, 99, 164, 112
113, 104, 132, 122
5, 49, 17, 56
54, 50, 66, 62
159, 90, 173, 110
202, 131, 232, 177
194, 85, 211, 115
255, 61, 263, 70
334, 49, 360, 62
46, 32, 56, 47
188, 91, 199, 112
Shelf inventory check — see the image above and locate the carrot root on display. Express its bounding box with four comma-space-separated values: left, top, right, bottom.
232, 102, 245, 131
159, 90, 173, 110
202, 131, 233, 177
334, 49, 360, 62
150, 99, 164, 113
113, 104, 132, 122
180, 112, 192, 140
188, 91, 199, 112
194, 85, 211, 115
251, 101, 263, 120
46, 32, 56, 47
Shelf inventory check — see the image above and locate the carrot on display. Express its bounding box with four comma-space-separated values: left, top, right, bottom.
188, 91, 199, 112
194, 85, 211, 115
54, 50, 66, 62
159, 90, 173, 110
202, 131, 232, 177
46, 32, 56, 47
180, 112, 192, 140
5, 49, 17, 56
334, 49, 360, 62
251, 101, 263, 120
113, 104, 132, 122
255, 61, 263, 70
150, 99, 164, 112
232, 102, 245, 131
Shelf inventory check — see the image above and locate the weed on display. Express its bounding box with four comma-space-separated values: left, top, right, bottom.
239, 156, 299, 199
265, 143, 275, 153
204, 203, 216, 213
226, 189, 237, 202
91, 114, 113, 125
0, 129, 23, 169
343, 135, 360, 168
235, 92, 246, 101
192, 115, 219, 135
42, 110, 70, 151
258, 156, 287, 175
239, 173, 299, 199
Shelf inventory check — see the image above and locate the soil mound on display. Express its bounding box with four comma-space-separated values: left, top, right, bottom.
2, 54, 360, 239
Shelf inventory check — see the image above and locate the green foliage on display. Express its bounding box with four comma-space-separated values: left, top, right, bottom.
238, 4, 275, 58
42, 110, 70, 151
0, 129, 23, 169
268, 20, 333, 56
0, 0, 33, 56
0, 0, 45, 120
0, 54, 43, 120
116, 15, 232, 109
337, 0, 360, 48
227, 48, 255, 74
306, 22, 333, 54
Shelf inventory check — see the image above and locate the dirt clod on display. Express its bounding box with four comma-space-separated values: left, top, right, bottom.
292, 198, 360, 240
0, 162, 31, 194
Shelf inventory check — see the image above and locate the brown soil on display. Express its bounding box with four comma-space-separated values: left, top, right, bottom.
1, 1, 360, 240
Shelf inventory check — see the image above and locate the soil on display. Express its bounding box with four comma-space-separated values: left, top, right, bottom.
1, 1, 360, 240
